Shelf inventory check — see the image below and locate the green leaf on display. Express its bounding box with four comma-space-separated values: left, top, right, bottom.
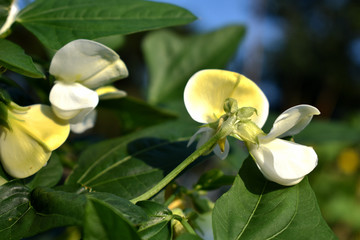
17, 0, 196, 50
83, 198, 141, 240
26, 188, 147, 238
98, 97, 177, 134
143, 25, 246, 104
66, 133, 196, 199
0, 181, 36, 240
0, 39, 44, 78
87, 192, 148, 226
212, 157, 337, 240
28, 187, 86, 237
25, 153, 63, 189
137, 201, 173, 240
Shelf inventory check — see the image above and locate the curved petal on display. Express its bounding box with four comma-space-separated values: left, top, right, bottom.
12, 104, 70, 151
187, 127, 214, 148
96, 85, 127, 100
249, 138, 318, 186
0, 125, 51, 178
0, 0, 20, 35
264, 105, 320, 141
70, 110, 97, 134
49, 39, 128, 89
213, 139, 230, 160
184, 69, 269, 127
49, 82, 99, 122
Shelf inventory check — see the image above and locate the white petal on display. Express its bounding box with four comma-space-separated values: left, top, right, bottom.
96, 85, 127, 100
184, 69, 269, 127
187, 127, 214, 148
249, 138, 318, 186
49, 39, 128, 89
264, 105, 320, 141
213, 139, 230, 160
49, 82, 99, 122
70, 110, 97, 134
0, 126, 51, 178
0, 0, 20, 35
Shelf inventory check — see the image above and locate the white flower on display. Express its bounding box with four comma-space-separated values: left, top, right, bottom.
49, 39, 128, 132
0, 104, 70, 178
184, 69, 320, 186
248, 105, 320, 186
184, 69, 269, 159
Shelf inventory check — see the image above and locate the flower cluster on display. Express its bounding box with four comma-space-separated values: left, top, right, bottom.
184, 69, 319, 186
0, 39, 128, 182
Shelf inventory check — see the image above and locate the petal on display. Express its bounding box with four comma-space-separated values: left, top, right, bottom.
0, 0, 20, 35
0, 176, 7, 186
11, 104, 70, 151
0, 125, 51, 178
49, 82, 99, 122
70, 110, 97, 134
213, 139, 230, 160
249, 138, 318, 186
264, 105, 320, 141
96, 85, 127, 100
184, 69, 269, 127
49, 39, 128, 89
187, 127, 214, 148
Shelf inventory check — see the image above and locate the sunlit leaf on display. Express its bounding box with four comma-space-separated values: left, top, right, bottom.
66, 133, 196, 199
0, 39, 44, 78
212, 157, 337, 240
143, 25, 246, 104
17, 0, 196, 50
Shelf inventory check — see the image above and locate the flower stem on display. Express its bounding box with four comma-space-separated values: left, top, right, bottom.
130, 129, 225, 204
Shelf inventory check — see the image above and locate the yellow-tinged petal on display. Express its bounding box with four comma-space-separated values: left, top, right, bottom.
96, 85, 127, 100
184, 69, 269, 128
10, 104, 70, 151
0, 123, 51, 178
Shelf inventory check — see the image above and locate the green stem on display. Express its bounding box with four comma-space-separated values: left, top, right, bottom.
130, 129, 225, 204
173, 215, 197, 235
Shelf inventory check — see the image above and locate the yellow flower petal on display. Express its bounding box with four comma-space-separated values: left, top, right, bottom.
0, 124, 51, 178
184, 69, 269, 128
11, 104, 70, 151
96, 85, 127, 100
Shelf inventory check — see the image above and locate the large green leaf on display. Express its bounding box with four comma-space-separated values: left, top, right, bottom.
84, 197, 141, 240
17, 0, 196, 50
212, 157, 337, 240
0, 181, 36, 240
66, 132, 196, 199
0, 39, 44, 78
143, 25, 246, 104
25, 188, 147, 238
